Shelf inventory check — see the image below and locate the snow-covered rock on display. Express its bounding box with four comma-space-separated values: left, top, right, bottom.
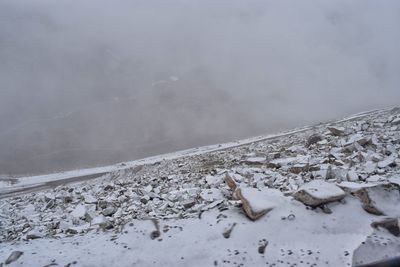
293, 180, 346, 207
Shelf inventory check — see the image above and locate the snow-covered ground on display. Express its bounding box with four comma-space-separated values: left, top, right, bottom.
1, 107, 400, 266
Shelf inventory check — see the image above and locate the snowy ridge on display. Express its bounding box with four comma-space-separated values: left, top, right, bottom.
1, 106, 399, 267
0, 108, 386, 198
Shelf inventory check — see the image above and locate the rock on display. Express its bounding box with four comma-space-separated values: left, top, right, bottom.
242, 157, 267, 165
83, 194, 97, 204
306, 134, 323, 147
327, 126, 345, 136
354, 184, 400, 216
5, 251, 23, 265
269, 156, 309, 169
293, 180, 346, 207
102, 205, 117, 217
140, 196, 150, 204
346, 170, 359, 182
336, 182, 377, 193
258, 239, 269, 254
371, 218, 400, 237
26, 230, 44, 240
371, 153, 383, 162
44, 193, 55, 202
389, 177, 400, 186
205, 175, 222, 186
236, 188, 283, 221
224, 174, 238, 191
65, 228, 78, 235
377, 156, 397, 168
92, 216, 113, 230
45, 199, 55, 209
288, 164, 310, 174
71, 204, 87, 219
366, 175, 385, 183
200, 189, 223, 202
182, 199, 196, 209
222, 223, 236, 239
325, 166, 347, 181
391, 117, 400, 125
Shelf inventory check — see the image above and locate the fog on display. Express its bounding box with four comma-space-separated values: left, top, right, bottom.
0, 0, 399, 176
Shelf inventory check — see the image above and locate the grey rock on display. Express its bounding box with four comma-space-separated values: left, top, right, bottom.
354, 184, 400, 216
182, 199, 196, 209
102, 206, 117, 216
5, 251, 23, 265
371, 218, 400, 237
306, 134, 323, 147
327, 126, 345, 136
346, 170, 359, 182
293, 180, 346, 207
377, 156, 397, 169
391, 117, 400, 125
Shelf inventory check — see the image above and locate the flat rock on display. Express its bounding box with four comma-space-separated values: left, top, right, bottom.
391, 117, 400, 125
377, 156, 397, 169
200, 189, 223, 202
337, 182, 378, 193
371, 217, 400, 237
293, 180, 346, 207
5, 251, 23, 264
242, 157, 267, 165
354, 184, 400, 216
327, 126, 345, 136
306, 133, 323, 147
83, 194, 98, 204
236, 187, 283, 220
346, 170, 359, 182
71, 204, 87, 219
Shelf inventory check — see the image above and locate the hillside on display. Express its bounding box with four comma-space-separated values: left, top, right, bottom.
1, 107, 400, 266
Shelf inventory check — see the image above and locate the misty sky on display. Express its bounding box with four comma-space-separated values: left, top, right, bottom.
0, 0, 399, 176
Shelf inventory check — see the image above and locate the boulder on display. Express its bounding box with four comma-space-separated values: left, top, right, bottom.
293, 180, 346, 207
327, 126, 345, 136
371, 217, 400, 237
5, 251, 23, 265
354, 184, 400, 216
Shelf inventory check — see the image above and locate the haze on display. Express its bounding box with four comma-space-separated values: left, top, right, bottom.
1, 0, 399, 176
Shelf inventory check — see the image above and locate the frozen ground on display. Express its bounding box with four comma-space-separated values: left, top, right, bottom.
1, 107, 400, 266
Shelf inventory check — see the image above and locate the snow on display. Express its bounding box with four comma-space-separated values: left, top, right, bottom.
0, 197, 377, 267
1, 107, 400, 266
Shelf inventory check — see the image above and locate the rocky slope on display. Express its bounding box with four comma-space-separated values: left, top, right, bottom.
0, 107, 400, 266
